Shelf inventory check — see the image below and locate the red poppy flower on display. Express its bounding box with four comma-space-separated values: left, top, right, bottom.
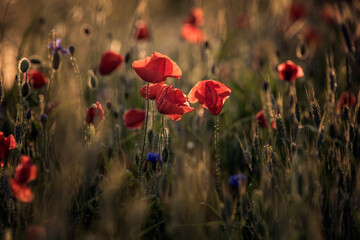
156, 85, 194, 121
256, 110, 268, 128
140, 82, 167, 100
180, 23, 206, 44
86, 101, 105, 125
10, 155, 37, 203
188, 80, 232, 115
289, 3, 307, 21
99, 51, 124, 75
134, 20, 149, 40
0, 132, 16, 168
29, 70, 48, 89
123, 108, 146, 130
181, 7, 206, 44
277, 60, 304, 82
337, 92, 356, 112
132, 52, 182, 83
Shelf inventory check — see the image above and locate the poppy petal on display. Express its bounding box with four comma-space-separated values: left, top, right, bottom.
123, 109, 146, 130
99, 51, 124, 75
132, 52, 182, 83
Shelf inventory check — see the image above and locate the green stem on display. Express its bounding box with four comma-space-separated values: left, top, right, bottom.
140, 82, 150, 177
214, 115, 223, 201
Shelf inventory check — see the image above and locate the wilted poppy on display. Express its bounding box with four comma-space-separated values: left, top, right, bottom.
123, 108, 146, 130
256, 110, 268, 128
188, 80, 232, 115
156, 85, 193, 121
99, 51, 124, 75
0, 132, 16, 168
140, 82, 167, 100
134, 20, 149, 41
86, 102, 105, 125
337, 92, 356, 112
10, 155, 37, 203
181, 7, 206, 44
289, 2, 307, 21
29, 70, 48, 89
132, 52, 182, 83
277, 60, 304, 82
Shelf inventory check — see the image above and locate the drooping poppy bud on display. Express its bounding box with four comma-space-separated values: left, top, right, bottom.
98, 51, 124, 75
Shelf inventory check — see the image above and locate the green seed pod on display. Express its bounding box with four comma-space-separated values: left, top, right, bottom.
69, 46, 75, 56
162, 148, 168, 163
88, 70, 97, 89
295, 102, 300, 123
21, 82, 30, 97
19, 58, 30, 73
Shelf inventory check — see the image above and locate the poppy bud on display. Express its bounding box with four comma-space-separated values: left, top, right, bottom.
52, 51, 60, 70
162, 148, 168, 163
39, 114, 48, 124
19, 58, 30, 73
88, 70, 97, 89
69, 46, 75, 56
26, 108, 32, 121
125, 52, 131, 64
262, 81, 269, 91
30, 57, 42, 65
21, 82, 30, 98
15, 124, 21, 143
106, 102, 112, 110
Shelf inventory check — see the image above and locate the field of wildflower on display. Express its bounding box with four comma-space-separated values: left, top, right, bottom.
1, 0, 360, 239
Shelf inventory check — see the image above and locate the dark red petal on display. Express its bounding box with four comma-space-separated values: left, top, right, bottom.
140, 82, 166, 100
99, 51, 123, 75
30, 70, 48, 89
123, 109, 146, 130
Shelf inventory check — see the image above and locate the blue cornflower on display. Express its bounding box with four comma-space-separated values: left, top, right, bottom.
228, 173, 245, 187
48, 38, 69, 54
146, 152, 161, 163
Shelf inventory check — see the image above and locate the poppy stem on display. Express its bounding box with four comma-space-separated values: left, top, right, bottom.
140, 82, 150, 178
214, 115, 223, 201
